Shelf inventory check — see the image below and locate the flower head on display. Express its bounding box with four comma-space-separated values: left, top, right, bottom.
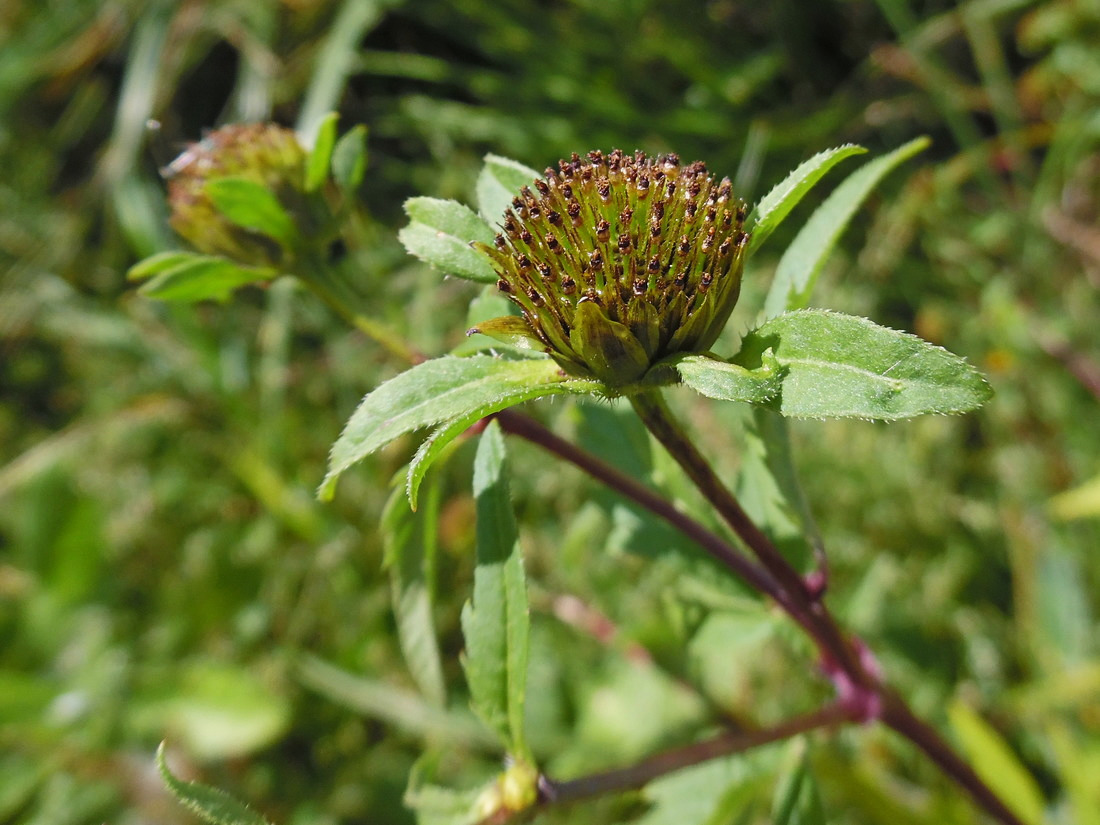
470, 149, 748, 386
167, 123, 307, 267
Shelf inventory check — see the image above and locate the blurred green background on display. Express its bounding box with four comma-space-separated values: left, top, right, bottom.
1, 0, 1098, 823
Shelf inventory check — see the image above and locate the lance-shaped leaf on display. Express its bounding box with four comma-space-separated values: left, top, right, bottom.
383, 480, 446, 707
461, 421, 531, 758
128, 252, 277, 302
763, 136, 930, 320
398, 197, 498, 282
733, 310, 992, 420
746, 144, 867, 256
320, 355, 599, 499
156, 743, 273, 825
205, 178, 300, 251
476, 154, 541, 222
331, 124, 368, 193
305, 112, 339, 192
667, 351, 782, 404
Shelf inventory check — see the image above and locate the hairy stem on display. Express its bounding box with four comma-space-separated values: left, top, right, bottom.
540, 702, 853, 806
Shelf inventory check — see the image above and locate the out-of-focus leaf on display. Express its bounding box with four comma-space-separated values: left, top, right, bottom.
746, 144, 867, 256
476, 154, 540, 222
771, 743, 825, 825
133, 255, 277, 303
404, 761, 489, 825
398, 197, 497, 282
461, 421, 531, 758
734, 310, 992, 419
331, 124, 368, 192
305, 112, 339, 192
635, 752, 764, 825
156, 743, 274, 825
382, 479, 447, 707
321, 355, 600, 499
1049, 472, 1100, 521
763, 137, 930, 319
205, 178, 300, 250
947, 701, 1044, 825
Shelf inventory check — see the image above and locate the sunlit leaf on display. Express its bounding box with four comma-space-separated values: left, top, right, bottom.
331, 124, 368, 192
133, 255, 277, 302
668, 351, 782, 404
305, 111, 339, 192
476, 154, 541, 222
156, 743, 274, 825
398, 197, 498, 282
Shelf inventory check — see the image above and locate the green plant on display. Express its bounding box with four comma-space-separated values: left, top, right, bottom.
129, 116, 1050, 825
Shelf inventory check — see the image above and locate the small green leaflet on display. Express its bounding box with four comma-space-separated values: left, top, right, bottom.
156, 743, 274, 825
305, 112, 339, 192
668, 352, 782, 404
745, 144, 867, 257
461, 421, 532, 759
733, 309, 992, 420
204, 178, 300, 251
320, 355, 600, 500
127, 251, 277, 302
476, 154, 541, 223
763, 137, 930, 320
331, 125, 368, 193
398, 197, 498, 282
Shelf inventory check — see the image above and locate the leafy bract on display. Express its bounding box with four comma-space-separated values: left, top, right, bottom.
763, 137, 931, 320
127, 251, 276, 302
305, 112, 339, 192
205, 178, 300, 250
476, 154, 541, 222
320, 355, 599, 499
398, 197, 497, 282
461, 422, 531, 758
733, 310, 992, 419
156, 743, 273, 825
668, 351, 782, 404
331, 125, 368, 193
746, 144, 867, 256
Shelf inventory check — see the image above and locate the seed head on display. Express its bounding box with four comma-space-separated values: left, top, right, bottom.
167, 124, 307, 267
471, 149, 748, 386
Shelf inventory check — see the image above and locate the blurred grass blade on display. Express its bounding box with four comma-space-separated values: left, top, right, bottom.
745, 144, 866, 256
296, 0, 401, 139
382, 480, 447, 707
156, 743, 274, 825
763, 137, 930, 320
461, 421, 531, 758
947, 701, 1044, 825
733, 310, 992, 419
476, 154, 541, 222
771, 742, 825, 825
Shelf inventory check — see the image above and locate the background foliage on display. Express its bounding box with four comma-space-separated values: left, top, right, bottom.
2, 0, 1098, 822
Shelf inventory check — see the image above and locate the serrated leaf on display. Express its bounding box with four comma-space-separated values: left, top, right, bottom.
305, 112, 339, 192
746, 144, 867, 256
461, 421, 530, 758
135, 255, 277, 302
399, 197, 497, 282
763, 137, 930, 319
948, 702, 1044, 825
476, 154, 540, 222
156, 743, 273, 825
331, 125, 368, 192
733, 309, 992, 419
205, 178, 300, 250
321, 355, 599, 499
668, 352, 782, 404
382, 481, 447, 707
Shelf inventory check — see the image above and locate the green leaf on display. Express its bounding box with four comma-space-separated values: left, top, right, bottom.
763, 137, 930, 319
734, 309, 992, 420
404, 760, 491, 825
461, 421, 531, 757
331, 124, 368, 192
156, 743, 274, 825
305, 112, 339, 192
134, 255, 277, 302
383, 480, 447, 707
476, 154, 540, 222
948, 701, 1044, 825
398, 197, 498, 282
320, 355, 599, 499
205, 178, 300, 250
746, 144, 867, 256
668, 352, 782, 404
771, 744, 825, 825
